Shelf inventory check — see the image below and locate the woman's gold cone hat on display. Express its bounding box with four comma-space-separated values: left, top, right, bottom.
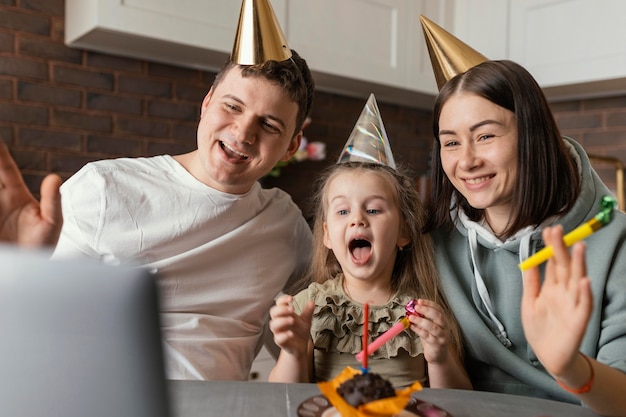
420, 15, 488, 90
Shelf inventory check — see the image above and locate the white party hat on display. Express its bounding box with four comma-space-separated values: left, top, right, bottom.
337, 94, 396, 168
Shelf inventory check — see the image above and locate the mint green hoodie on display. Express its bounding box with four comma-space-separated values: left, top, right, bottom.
432, 137, 626, 404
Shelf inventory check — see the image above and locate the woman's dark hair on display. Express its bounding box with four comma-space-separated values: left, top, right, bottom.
425, 60, 581, 239
213, 49, 314, 138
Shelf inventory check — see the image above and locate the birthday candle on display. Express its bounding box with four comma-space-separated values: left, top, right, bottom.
361, 303, 369, 372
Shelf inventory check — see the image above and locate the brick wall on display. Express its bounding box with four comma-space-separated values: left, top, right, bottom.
0, 0, 211, 194
1, 0, 624, 216
0, 0, 434, 218
552, 98, 626, 199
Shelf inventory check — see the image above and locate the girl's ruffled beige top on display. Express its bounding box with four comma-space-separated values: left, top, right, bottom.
293, 274, 426, 387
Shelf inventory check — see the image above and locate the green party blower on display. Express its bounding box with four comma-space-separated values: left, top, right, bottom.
518, 195, 617, 271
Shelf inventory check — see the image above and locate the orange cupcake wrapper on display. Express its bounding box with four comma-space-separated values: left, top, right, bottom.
317, 367, 422, 417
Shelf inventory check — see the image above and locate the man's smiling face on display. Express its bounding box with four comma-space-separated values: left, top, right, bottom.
195, 66, 301, 194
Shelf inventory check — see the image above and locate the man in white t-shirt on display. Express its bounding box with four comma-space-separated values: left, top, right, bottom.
52, 1, 315, 379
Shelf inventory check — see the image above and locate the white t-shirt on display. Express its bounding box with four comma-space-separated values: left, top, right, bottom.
52, 155, 312, 380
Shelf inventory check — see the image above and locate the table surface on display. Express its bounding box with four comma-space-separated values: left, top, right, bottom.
168, 380, 601, 417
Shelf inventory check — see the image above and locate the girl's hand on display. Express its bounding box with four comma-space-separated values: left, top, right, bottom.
408, 299, 451, 364
521, 225, 593, 378
269, 294, 314, 359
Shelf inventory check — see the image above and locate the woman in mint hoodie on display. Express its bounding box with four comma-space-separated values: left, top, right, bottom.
424, 59, 626, 417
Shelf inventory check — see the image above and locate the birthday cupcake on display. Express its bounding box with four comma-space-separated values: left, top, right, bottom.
317, 366, 422, 417
337, 372, 396, 407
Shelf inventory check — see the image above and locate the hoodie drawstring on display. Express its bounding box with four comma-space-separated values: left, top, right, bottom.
467, 228, 512, 347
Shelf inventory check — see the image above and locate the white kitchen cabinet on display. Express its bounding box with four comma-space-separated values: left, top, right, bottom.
65, 0, 626, 107
65, 0, 452, 108
65, 0, 286, 71
509, 0, 626, 100
285, 0, 459, 107
287, 0, 412, 90
450, 0, 509, 60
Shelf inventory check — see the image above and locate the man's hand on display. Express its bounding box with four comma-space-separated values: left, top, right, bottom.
0, 143, 62, 247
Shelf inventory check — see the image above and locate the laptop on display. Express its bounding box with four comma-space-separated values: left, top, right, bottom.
0, 245, 170, 417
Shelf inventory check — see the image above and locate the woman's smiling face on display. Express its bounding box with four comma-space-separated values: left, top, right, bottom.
438, 92, 519, 233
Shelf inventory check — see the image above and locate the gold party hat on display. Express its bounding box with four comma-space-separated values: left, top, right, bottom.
420, 15, 488, 90
337, 93, 396, 169
231, 0, 292, 65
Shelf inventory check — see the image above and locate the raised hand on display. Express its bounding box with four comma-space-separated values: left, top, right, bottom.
269, 294, 315, 359
521, 225, 593, 378
0, 143, 62, 248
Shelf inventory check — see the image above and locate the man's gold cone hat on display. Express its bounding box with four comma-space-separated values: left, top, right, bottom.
231, 0, 292, 65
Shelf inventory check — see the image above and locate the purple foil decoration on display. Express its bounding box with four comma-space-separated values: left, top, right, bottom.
405, 299, 425, 318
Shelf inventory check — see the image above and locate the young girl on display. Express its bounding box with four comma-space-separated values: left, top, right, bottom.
268, 161, 471, 389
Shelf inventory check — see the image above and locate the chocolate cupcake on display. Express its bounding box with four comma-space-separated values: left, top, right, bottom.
337, 372, 396, 407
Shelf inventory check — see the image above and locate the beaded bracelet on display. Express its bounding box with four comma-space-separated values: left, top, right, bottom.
556, 353, 594, 394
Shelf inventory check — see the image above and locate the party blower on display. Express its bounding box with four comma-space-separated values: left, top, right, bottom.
356, 300, 422, 363
518, 195, 617, 271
